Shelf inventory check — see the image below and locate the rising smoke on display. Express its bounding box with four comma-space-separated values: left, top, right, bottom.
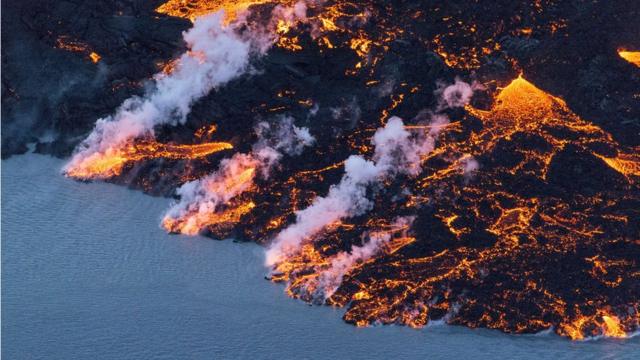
265, 79, 480, 271
308, 216, 415, 301
265, 116, 434, 266
436, 77, 484, 111
63, 2, 309, 176
162, 116, 314, 235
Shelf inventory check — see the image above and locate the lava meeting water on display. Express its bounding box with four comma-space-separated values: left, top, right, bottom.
2, 154, 639, 359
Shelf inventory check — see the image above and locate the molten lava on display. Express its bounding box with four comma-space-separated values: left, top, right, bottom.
65, 140, 233, 180
559, 310, 632, 340
58, 0, 640, 341
260, 76, 639, 340
89, 52, 101, 63
156, 0, 275, 22
163, 200, 256, 235
55, 36, 101, 63
619, 49, 640, 67
161, 164, 257, 235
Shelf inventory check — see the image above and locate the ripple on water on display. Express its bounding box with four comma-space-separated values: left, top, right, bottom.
2, 154, 639, 360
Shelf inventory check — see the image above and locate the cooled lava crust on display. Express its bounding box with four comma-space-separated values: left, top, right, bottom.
3, 0, 639, 339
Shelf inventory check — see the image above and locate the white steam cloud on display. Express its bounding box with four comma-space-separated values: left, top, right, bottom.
64, 2, 309, 174
459, 155, 479, 178
308, 216, 415, 301
162, 117, 314, 234
265, 116, 433, 266
436, 77, 484, 111
266, 78, 479, 268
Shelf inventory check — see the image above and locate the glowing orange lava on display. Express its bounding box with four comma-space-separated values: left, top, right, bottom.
618, 50, 640, 67
116, 1, 639, 341
156, 0, 275, 22
261, 75, 639, 340
465, 75, 639, 180
594, 153, 640, 179
163, 200, 256, 235
55, 36, 101, 64
161, 165, 258, 235
89, 52, 101, 63
559, 310, 631, 340
65, 140, 233, 180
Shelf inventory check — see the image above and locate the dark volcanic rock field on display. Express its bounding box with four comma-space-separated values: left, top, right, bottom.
3, 1, 639, 160
3, 0, 640, 340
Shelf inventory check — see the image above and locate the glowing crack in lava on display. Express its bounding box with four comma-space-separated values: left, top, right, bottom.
260, 76, 639, 340
55, 35, 102, 63
60, 0, 640, 341
65, 140, 233, 180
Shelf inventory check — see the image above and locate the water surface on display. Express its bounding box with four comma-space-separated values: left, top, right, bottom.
2, 154, 638, 359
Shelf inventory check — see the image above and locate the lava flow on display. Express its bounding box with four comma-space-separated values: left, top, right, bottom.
619, 49, 640, 67
161, 163, 258, 235
48, 0, 640, 341
257, 76, 640, 340
156, 0, 274, 22
65, 140, 233, 180
55, 35, 101, 63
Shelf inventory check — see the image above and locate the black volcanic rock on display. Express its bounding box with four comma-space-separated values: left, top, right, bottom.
3, 0, 639, 340
1, 0, 188, 158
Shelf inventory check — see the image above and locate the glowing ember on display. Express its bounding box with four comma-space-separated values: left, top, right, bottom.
89, 52, 101, 63
618, 50, 640, 67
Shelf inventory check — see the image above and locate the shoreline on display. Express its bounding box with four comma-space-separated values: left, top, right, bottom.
2, 153, 638, 359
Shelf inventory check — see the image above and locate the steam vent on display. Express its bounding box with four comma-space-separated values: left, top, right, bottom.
3, 0, 639, 342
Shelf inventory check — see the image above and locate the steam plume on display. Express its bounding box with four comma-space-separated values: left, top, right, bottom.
266, 79, 478, 267
436, 77, 484, 110
310, 216, 415, 300
265, 116, 433, 266
64, 3, 309, 176
162, 117, 314, 235
459, 154, 479, 178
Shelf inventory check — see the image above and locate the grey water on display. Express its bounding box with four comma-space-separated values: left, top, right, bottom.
2, 154, 638, 359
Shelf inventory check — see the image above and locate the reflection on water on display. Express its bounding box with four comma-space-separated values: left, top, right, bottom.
2, 154, 638, 359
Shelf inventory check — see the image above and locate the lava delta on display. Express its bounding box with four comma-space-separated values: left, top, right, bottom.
3, 0, 640, 340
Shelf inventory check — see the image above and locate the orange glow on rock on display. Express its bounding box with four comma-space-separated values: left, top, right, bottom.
262, 75, 639, 339
618, 50, 640, 67
89, 52, 101, 63
559, 310, 631, 340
